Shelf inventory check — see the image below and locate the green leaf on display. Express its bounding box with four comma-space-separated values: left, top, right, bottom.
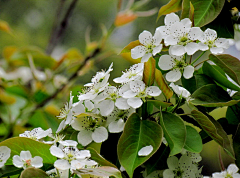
157, 0, 182, 21
20, 167, 48, 178
88, 148, 117, 168
160, 112, 186, 156
181, 74, 215, 94
190, 84, 240, 107
155, 69, 173, 99
191, 110, 235, 159
147, 99, 172, 109
202, 62, 240, 91
182, 0, 225, 27
226, 92, 240, 125
184, 125, 203, 153
120, 40, 140, 54
0, 137, 56, 165
209, 54, 240, 86
143, 57, 155, 86
117, 113, 163, 178
233, 124, 240, 169
0, 165, 22, 177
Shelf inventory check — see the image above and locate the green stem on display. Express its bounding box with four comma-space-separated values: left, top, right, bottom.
191, 51, 206, 65
194, 59, 209, 68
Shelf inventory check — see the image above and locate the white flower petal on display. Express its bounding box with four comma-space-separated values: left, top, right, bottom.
54, 159, 70, 170
92, 127, 108, 143
50, 146, 65, 158
141, 53, 152, 63
13, 155, 23, 168
146, 86, 162, 97
180, 18, 192, 29
215, 38, 229, 48
115, 98, 130, 110
163, 169, 175, 178
72, 101, 85, 115
98, 100, 114, 116
158, 55, 174, 70
188, 27, 203, 40
0, 146, 11, 162
139, 30, 153, 45
169, 45, 185, 56
131, 45, 146, 59
152, 44, 163, 56
77, 130, 93, 146
227, 164, 239, 174
20, 151, 32, 160
170, 22, 185, 37
167, 156, 178, 170
198, 42, 209, 51
31, 156, 43, 168
75, 150, 91, 159
164, 13, 180, 26
166, 69, 181, 82
138, 145, 153, 156
122, 90, 137, 98
185, 42, 200, 55
156, 26, 170, 39
130, 80, 145, 93
127, 98, 143, 109
56, 120, 67, 133
210, 47, 224, 54
153, 30, 162, 45
183, 65, 194, 79
204, 28, 217, 41
108, 119, 125, 133
165, 35, 178, 46
71, 160, 84, 170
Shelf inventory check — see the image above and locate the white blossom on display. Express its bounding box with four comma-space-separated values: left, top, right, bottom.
169, 83, 191, 99
138, 145, 153, 156
19, 127, 52, 141
163, 155, 198, 178
0, 146, 11, 168
122, 80, 161, 108
46, 168, 69, 178
113, 63, 144, 84
212, 164, 240, 178
199, 28, 229, 54
131, 30, 163, 63
181, 149, 202, 163
13, 150, 43, 169
158, 54, 194, 82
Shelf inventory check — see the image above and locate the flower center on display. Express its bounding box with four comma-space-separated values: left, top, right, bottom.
174, 60, 186, 70
24, 159, 32, 168
173, 168, 184, 178
178, 35, 190, 46
225, 173, 233, 178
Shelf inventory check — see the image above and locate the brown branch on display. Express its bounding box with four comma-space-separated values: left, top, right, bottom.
35, 47, 101, 109
46, 0, 78, 55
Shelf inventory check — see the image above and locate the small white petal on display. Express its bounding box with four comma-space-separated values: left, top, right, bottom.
183, 65, 194, 79
108, 119, 125, 133
131, 46, 146, 59
98, 100, 114, 116
71, 160, 84, 170
180, 18, 192, 29
31, 156, 43, 168
141, 53, 152, 63
152, 44, 163, 56
75, 150, 91, 159
163, 169, 175, 178
167, 156, 178, 170
54, 159, 70, 170
156, 26, 169, 39
139, 30, 152, 45
115, 98, 130, 110
215, 38, 229, 49
153, 30, 162, 45
166, 69, 181, 82
50, 146, 65, 158
158, 55, 174, 70
210, 47, 224, 54
13, 155, 23, 168
185, 42, 200, 55
138, 145, 153, 156
146, 86, 162, 96
165, 35, 178, 46
198, 42, 209, 51
20, 151, 32, 160
204, 28, 217, 41
227, 164, 239, 174
77, 130, 93, 146
188, 27, 203, 40
169, 45, 185, 56
127, 98, 143, 108
164, 13, 180, 26
122, 90, 137, 98
92, 127, 108, 143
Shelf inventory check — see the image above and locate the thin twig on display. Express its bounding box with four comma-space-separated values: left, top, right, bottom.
36, 47, 101, 109
46, 0, 78, 55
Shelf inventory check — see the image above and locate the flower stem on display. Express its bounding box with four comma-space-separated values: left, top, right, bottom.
191, 51, 206, 65
194, 59, 209, 68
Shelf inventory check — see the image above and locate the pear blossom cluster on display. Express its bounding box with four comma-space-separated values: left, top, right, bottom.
131, 12, 230, 83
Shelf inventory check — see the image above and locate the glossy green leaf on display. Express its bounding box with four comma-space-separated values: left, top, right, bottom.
147, 99, 172, 109
190, 84, 240, 107
0, 165, 22, 177
233, 124, 240, 169
143, 57, 155, 86
209, 54, 240, 86
155, 69, 173, 99
191, 110, 235, 159
74, 166, 122, 178
117, 113, 163, 178
88, 148, 117, 168
181, 0, 190, 19
0, 137, 56, 165
160, 112, 186, 156
182, 0, 225, 27
181, 74, 215, 94
120, 40, 140, 54
157, 0, 182, 21
20, 167, 48, 178
184, 126, 203, 153
202, 62, 240, 91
